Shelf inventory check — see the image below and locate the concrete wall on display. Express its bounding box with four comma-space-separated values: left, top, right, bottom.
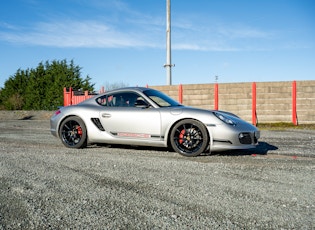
296, 81, 315, 124
151, 80, 315, 124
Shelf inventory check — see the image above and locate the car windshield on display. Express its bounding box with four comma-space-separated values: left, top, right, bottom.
143, 89, 181, 107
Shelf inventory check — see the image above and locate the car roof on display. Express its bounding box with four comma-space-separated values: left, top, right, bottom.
97, 87, 157, 96
106, 86, 149, 93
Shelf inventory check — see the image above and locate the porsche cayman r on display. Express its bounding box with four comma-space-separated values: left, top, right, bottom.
50, 87, 260, 157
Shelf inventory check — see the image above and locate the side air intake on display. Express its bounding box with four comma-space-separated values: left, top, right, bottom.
91, 118, 105, 131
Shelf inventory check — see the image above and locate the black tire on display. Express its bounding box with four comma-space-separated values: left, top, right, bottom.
170, 119, 209, 157
59, 116, 87, 148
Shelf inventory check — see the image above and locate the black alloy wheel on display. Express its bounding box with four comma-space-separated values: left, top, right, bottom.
170, 119, 209, 157
59, 116, 87, 148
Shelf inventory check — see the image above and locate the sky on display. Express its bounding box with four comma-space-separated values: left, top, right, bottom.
0, 0, 314, 90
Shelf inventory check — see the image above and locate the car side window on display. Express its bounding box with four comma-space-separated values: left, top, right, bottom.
96, 92, 147, 107
96, 95, 115, 106
96, 95, 107, 106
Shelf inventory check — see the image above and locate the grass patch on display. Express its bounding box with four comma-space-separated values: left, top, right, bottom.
257, 122, 315, 130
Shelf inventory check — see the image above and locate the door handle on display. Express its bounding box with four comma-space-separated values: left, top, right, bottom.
102, 113, 111, 118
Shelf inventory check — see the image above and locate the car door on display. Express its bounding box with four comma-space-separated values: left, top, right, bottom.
99, 92, 161, 140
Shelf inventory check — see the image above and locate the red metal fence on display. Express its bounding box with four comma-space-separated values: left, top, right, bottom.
64, 81, 299, 126
63, 87, 105, 107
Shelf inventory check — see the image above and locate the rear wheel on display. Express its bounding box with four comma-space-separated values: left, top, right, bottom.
170, 119, 209, 157
59, 116, 87, 148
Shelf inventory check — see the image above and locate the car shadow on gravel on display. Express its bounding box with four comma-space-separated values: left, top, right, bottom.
93, 143, 167, 152
210, 141, 278, 157
94, 141, 278, 157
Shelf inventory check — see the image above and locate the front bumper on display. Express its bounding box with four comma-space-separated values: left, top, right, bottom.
207, 124, 260, 151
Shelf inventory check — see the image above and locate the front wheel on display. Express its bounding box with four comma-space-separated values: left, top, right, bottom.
59, 116, 87, 148
170, 119, 209, 157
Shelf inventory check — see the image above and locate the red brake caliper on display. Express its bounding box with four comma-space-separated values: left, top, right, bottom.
179, 129, 186, 144
77, 126, 83, 136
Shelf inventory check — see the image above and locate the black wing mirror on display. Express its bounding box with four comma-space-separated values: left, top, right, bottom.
134, 99, 149, 108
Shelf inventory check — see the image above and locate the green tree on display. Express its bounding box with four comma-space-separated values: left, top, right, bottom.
0, 69, 29, 110
0, 59, 94, 110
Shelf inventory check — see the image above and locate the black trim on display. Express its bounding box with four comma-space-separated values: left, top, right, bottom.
213, 139, 233, 144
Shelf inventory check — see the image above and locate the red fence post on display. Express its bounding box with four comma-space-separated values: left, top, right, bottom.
252, 82, 257, 126
71, 88, 75, 105
214, 83, 219, 110
84, 90, 89, 101
178, 84, 183, 103
63, 87, 72, 106
292, 81, 298, 125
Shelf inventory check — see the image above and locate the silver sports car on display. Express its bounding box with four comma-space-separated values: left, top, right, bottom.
50, 87, 260, 157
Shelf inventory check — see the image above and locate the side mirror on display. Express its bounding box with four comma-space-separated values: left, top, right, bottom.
134, 100, 149, 108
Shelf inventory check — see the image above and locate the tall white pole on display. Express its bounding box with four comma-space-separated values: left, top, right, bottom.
165, 0, 172, 85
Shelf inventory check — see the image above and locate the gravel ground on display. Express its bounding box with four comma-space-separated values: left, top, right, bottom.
0, 113, 314, 229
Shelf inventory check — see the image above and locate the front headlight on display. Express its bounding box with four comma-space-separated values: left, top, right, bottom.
213, 112, 236, 126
